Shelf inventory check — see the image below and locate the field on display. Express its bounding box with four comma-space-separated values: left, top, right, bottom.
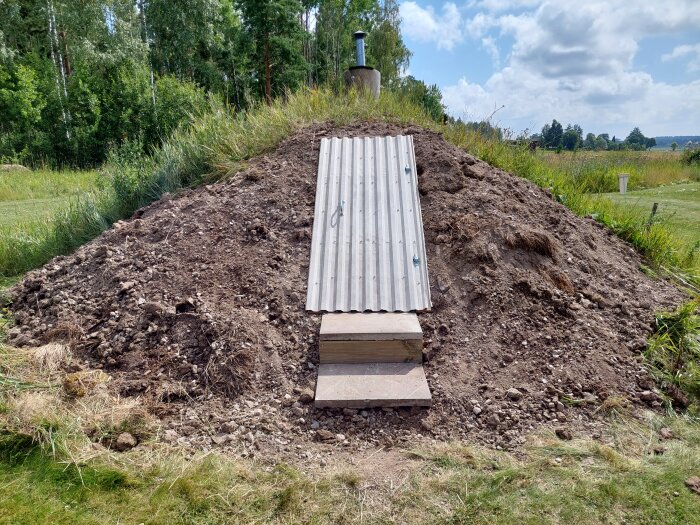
0, 92, 699, 524
538, 149, 700, 192
606, 182, 700, 244
0, 169, 100, 229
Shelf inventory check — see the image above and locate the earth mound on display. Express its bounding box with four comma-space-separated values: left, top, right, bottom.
7, 122, 684, 458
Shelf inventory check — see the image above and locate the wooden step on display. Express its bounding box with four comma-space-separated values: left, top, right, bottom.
314, 363, 432, 408
319, 313, 422, 364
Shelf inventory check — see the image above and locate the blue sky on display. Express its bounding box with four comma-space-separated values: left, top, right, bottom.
399, 0, 700, 137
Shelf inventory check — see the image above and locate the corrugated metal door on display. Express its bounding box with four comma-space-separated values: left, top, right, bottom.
306, 135, 431, 312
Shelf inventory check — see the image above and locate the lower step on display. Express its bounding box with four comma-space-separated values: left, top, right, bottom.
314, 363, 432, 409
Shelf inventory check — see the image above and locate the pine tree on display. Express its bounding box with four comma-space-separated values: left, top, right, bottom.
235, 0, 307, 103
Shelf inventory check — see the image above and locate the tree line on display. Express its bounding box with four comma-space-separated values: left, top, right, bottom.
0, 0, 444, 168
534, 119, 657, 151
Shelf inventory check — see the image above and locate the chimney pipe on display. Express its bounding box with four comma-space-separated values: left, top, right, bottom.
354, 31, 367, 67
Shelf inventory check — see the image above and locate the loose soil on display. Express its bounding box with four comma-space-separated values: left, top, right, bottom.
7, 122, 686, 463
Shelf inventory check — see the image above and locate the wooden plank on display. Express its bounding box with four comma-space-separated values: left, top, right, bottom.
320, 312, 422, 341
314, 363, 432, 408
320, 339, 422, 364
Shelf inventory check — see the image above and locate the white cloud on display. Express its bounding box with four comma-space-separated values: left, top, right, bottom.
481, 36, 500, 67
467, 0, 541, 12
399, 1, 464, 50
437, 0, 700, 134
662, 43, 700, 72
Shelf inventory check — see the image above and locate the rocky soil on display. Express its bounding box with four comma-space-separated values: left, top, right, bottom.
7, 121, 685, 462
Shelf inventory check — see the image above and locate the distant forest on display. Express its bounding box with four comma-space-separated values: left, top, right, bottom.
0, 0, 445, 168
654, 136, 700, 150
531, 120, 658, 151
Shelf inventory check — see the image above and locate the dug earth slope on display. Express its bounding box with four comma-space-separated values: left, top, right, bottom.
7, 122, 685, 459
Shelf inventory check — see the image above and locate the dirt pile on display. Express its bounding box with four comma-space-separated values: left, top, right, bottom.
7, 122, 685, 459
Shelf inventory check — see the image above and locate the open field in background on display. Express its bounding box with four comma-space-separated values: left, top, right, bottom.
538, 150, 700, 193
0, 169, 101, 229
605, 183, 700, 244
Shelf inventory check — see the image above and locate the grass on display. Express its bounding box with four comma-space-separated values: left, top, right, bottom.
1, 394, 700, 523
0, 168, 102, 278
0, 169, 99, 202
538, 150, 700, 192
645, 299, 700, 402
0, 168, 99, 227
3, 339, 700, 523
605, 182, 700, 244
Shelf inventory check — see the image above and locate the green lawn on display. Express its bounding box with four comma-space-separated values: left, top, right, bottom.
0, 169, 100, 229
605, 182, 700, 244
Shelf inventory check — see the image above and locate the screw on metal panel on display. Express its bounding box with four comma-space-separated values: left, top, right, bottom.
405, 165, 411, 175
413, 255, 420, 266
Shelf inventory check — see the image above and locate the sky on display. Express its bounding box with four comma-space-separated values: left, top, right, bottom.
398, 0, 700, 137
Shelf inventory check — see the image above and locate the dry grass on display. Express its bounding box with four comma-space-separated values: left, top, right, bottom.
2, 342, 700, 523
32, 342, 71, 373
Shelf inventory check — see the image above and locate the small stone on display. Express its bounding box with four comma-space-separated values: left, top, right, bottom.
221, 421, 237, 433
583, 392, 597, 403
298, 388, 314, 403
420, 418, 433, 431
335, 434, 345, 441
119, 281, 136, 293
660, 427, 674, 440
316, 429, 335, 441
555, 428, 572, 441
472, 406, 482, 415
653, 445, 666, 455
163, 429, 178, 444
639, 390, 657, 403
506, 388, 523, 401
485, 414, 500, 428
311, 420, 320, 430
114, 432, 137, 452
685, 476, 700, 495
211, 434, 228, 445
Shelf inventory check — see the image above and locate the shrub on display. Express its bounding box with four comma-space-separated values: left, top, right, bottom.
682, 147, 700, 166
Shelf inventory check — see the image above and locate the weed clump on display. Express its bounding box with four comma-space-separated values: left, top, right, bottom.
645, 299, 700, 406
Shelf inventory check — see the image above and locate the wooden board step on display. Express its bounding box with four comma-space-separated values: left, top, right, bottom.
314, 363, 432, 408
319, 313, 422, 364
